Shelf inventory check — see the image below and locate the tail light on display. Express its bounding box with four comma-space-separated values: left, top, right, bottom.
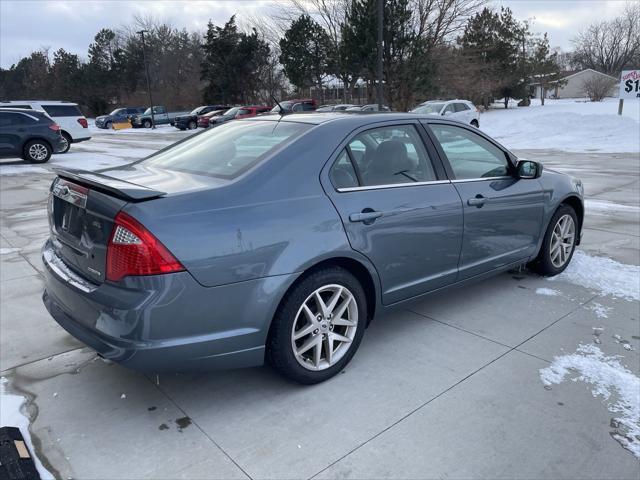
106, 211, 185, 282
77, 118, 88, 128
48, 123, 61, 132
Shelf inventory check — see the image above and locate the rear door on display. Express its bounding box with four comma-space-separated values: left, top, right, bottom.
0, 112, 23, 155
425, 122, 545, 279
322, 122, 463, 305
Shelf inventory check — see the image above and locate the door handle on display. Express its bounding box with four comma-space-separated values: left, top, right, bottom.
467, 195, 487, 207
349, 210, 383, 224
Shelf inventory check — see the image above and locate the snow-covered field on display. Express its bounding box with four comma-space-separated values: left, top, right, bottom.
482, 97, 640, 153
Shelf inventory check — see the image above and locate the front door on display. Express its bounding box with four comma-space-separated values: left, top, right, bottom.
323, 123, 464, 305
426, 123, 545, 280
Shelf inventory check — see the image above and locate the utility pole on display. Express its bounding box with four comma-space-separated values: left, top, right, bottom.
137, 30, 156, 129
376, 0, 384, 110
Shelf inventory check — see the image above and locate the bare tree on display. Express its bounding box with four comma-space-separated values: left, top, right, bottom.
572, 1, 640, 75
581, 75, 617, 101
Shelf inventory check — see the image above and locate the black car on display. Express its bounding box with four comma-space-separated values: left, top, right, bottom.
173, 105, 230, 130
0, 109, 67, 163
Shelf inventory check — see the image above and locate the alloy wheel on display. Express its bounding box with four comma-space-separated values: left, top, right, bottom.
550, 214, 575, 268
291, 284, 358, 371
29, 143, 48, 161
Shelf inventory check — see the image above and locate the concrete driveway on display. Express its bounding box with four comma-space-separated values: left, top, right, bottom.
1, 133, 638, 479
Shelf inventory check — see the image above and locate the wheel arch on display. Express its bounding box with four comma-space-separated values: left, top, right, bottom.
559, 194, 584, 244
22, 136, 53, 152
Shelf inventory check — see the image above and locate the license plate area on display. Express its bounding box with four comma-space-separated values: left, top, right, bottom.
51, 179, 89, 239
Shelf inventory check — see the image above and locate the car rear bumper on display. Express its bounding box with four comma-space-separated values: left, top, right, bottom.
41, 241, 296, 372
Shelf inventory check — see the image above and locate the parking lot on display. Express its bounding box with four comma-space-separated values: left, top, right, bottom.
1, 126, 639, 479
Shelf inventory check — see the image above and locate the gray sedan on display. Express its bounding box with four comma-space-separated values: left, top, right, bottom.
42, 113, 584, 384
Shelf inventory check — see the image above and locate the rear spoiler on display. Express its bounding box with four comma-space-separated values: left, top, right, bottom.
54, 169, 166, 202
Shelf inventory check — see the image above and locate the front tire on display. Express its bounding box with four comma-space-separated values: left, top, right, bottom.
267, 267, 367, 384
23, 140, 52, 163
188, 120, 197, 130
531, 205, 578, 276
143, 119, 152, 128
105, 121, 113, 130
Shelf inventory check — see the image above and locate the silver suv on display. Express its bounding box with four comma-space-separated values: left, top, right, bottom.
411, 99, 480, 127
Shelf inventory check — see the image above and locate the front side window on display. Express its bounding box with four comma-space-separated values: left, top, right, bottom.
442, 104, 456, 115
331, 125, 437, 189
454, 103, 470, 112
143, 120, 310, 179
412, 102, 444, 115
430, 124, 510, 180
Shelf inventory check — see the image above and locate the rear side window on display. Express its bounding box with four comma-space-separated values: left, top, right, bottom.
454, 103, 469, 112
330, 150, 359, 189
330, 125, 437, 189
42, 105, 82, 117
143, 120, 310, 179
0, 112, 37, 126
430, 124, 510, 179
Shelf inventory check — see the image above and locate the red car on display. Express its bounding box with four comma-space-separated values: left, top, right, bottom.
236, 105, 272, 119
197, 110, 226, 128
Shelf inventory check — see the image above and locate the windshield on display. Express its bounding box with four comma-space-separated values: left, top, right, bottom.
109, 109, 124, 116
412, 102, 445, 114
143, 108, 151, 115
271, 101, 293, 113
191, 107, 204, 114
222, 107, 239, 117
143, 120, 310, 179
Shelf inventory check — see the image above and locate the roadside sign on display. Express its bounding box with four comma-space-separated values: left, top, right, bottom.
620, 70, 640, 99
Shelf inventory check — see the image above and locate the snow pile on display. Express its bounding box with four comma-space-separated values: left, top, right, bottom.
550, 250, 640, 301
540, 344, 640, 458
535, 287, 561, 296
585, 200, 640, 215
0, 378, 54, 479
482, 98, 640, 153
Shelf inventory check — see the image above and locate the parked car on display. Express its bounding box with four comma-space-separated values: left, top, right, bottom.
270, 99, 317, 114
131, 106, 190, 128
42, 113, 583, 384
0, 108, 67, 163
236, 105, 272, 119
197, 110, 227, 128
316, 104, 357, 112
95, 107, 145, 129
0, 100, 90, 153
411, 99, 480, 127
346, 104, 391, 112
173, 105, 230, 130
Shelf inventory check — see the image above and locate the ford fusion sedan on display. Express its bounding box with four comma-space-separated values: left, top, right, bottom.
42, 113, 583, 384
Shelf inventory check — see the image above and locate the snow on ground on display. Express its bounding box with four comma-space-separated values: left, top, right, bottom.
585, 200, 640, 215
535, 287, 561, 296
587, 302, 611, 319
482, 98, 640, 153
0, 378, 54, 479
550, 250, 640, 301
539, 344, 640, 458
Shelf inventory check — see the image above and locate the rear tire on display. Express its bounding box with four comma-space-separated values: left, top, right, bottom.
59, 132, 71, 154
23, 140, 52, 163
471, 119, 479, 128
531, 205, 578, 276
267, 267, 367, 384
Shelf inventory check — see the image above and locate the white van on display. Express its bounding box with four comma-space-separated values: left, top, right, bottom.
0, 100, 91, 153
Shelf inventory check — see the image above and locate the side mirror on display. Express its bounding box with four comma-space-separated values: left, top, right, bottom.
517, 159, 543, 179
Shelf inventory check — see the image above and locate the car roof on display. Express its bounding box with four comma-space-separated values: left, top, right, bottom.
0, 107, 46, 114
0, 100, 79, 105
242, 112, 471, 126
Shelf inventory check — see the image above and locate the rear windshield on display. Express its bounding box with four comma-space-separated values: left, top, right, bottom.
42, 104, 83, 117
143, 120, 310, 179
412, 102, 444, 114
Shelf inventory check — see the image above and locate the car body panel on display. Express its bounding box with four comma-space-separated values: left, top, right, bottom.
41, 113, 583, 372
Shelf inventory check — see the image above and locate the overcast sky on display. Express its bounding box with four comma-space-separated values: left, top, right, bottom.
0, 0, 629, 68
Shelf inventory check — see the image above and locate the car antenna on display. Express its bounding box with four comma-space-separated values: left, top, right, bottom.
271, 95, 284, 117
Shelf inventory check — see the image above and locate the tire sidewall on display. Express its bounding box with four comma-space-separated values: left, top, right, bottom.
143, 119, 152, 128
188, 120, 197, 130
23, 140, 52, 163
268, 267, 367, 384
105, 121, 113, 130
536, 205, 578, 276
60, 133, 71, 154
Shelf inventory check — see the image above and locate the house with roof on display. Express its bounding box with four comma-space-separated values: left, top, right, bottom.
529, 68, 619, 99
